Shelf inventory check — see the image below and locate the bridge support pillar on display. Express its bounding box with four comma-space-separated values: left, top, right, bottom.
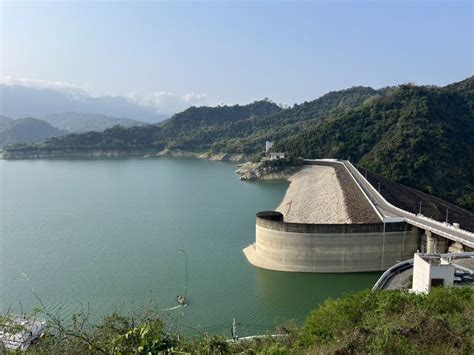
424, 230, 448, 254
448, 242, 466, 253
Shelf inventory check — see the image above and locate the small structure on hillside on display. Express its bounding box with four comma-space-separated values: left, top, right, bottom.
269, 152, 285, 160
263, 141, 285, 160
373, 252, 474, 291
265, 141, 274, 153
412, 253, 455, 293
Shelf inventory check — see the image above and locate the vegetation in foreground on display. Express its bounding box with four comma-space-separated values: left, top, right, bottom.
1, 287, 472, 354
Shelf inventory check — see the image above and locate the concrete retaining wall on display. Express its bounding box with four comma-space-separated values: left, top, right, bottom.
243, 211, 419, 273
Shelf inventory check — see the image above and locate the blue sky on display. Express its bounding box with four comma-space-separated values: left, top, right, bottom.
1, 0, 472, 111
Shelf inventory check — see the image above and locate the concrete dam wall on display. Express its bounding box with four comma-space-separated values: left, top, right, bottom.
243, 211, 419, 273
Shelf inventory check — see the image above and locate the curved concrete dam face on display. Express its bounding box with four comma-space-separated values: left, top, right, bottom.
243, 212, 419, 273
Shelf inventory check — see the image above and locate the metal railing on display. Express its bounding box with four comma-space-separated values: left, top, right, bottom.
343, 160, 474, 247
372, 259, 414, 291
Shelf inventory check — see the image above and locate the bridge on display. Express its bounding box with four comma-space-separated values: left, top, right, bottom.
305, 159, 474, 251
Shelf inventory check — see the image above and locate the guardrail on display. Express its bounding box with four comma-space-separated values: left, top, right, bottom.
303, 159, 474, 247
372, 259, 414, 291
373, 251, 474, 291
303, 159, 384, 221
345, 160, 419, 219
343, 161, 474, 247
414, 214, 474, 238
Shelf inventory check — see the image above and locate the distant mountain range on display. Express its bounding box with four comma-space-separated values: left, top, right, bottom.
39, 112, 147, 133
0, 84, 168, 123
0, 112, 148, 147
3, 76, 473, 212
0, 117, 66, 148
0, 115, 13, 128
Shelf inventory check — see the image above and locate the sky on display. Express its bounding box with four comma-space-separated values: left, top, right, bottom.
1, 0, 473, 113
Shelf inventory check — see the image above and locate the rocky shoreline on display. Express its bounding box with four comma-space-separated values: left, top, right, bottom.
144, 148, 249, 162
235, 161, 298, 181
0, 147, 249, 162
0, 145, 297, 182
0, 148, 148, 159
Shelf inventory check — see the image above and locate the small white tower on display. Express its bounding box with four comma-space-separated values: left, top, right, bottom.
265, 141, 274, 153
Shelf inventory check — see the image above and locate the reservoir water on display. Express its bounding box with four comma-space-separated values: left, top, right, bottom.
0, 158, 380, 335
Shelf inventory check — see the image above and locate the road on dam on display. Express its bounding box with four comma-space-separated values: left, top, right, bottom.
341, 160, 474, 249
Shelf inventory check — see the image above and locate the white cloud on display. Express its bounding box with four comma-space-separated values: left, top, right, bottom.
0, 76, 208, 115
0, 76, 89, 97
127, 91, 208, 114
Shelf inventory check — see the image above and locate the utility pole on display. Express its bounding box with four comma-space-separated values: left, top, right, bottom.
381, 222, 386, 270
378, 182, 381, 193
445, 208, 449, 223
418, 201, 422, 214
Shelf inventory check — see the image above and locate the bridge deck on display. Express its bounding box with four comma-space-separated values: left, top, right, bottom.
342, 160, 474, 249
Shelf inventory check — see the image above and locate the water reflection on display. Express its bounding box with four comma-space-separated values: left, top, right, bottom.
253, 267, 381, 322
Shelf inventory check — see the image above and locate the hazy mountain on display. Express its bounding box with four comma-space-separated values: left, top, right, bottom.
40, 112, 148, 133
0, 117, 66, 148
0, 115, 14, 129
0, 84, 168, 123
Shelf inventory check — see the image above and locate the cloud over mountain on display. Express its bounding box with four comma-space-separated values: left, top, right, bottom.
0, 76, 88, 97
127, 91, 207, 116
0, 77, 207, 123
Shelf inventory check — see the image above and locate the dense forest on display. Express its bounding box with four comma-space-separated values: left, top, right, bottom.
276, 78, 474, 211
4, 77, 474, 211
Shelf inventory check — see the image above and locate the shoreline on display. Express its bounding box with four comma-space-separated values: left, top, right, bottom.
235, 161, 299, 181
0, 147, 298, 183
0, 147, 250, 163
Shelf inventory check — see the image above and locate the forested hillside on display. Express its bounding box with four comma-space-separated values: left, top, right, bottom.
210, 86, 378, 153
11, 88, 377, 152
3, 77, 473, 210
276, 78, 474, 211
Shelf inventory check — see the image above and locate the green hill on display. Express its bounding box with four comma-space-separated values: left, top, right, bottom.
16, 89, 376, 153
209, 86, 379, 153
8, 100, 284, 151
276, 78, 474, 211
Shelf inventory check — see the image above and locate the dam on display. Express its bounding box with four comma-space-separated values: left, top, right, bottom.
244, 211, 418, 273
243, 159, 474, 273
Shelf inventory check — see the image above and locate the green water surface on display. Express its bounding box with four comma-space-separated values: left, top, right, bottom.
0, 158, 380, 335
